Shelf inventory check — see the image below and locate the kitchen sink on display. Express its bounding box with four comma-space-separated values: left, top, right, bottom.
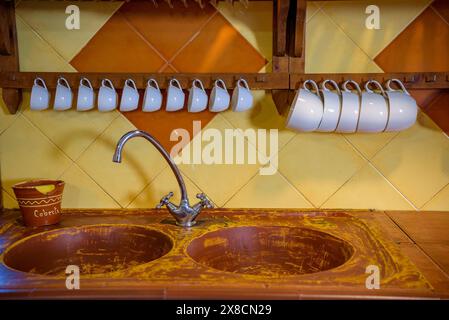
187, 226, 354, 276
2, 224, 173, 276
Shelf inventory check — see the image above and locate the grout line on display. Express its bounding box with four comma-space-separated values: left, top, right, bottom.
320, 0, 432, 62
166, 10, 218, 65
221, 169, 260, 208
119, 12, 170, 64
318, 7, 383, 72
0, 110, 21, 136
1, 186, 16, 202
419, 181, 449, 210
278, 171, 315, 208
431, 3, 449, 27
20, 113, 73, 164
342, 134, 419, 210
71, 112, 121, 163
15, 14, 76, 69
124, 163, 168, 209
61, 161, 122, 209
370, 0, 434, 59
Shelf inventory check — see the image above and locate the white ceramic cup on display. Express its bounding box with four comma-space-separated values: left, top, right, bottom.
336, 80, 361, 133
142, 79, 162, 112
384, 79, 418, 131
76, 77, 95, 111
209, 79, 230, 112
166, 79, 185, 112
120, 79, 139, 112
98, 79, 117, 112
286, 79, 323, 132
54, 77, 72, 111
318, 79, 341, 132
30, 77, 50, 111
358, 80, 389, 133
188, 79, 208, 113
231, 79, 253, 112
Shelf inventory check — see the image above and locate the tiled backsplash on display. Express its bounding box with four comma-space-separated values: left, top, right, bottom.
1, 0, 448, 211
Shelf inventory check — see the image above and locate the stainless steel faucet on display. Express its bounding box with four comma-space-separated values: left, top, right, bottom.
112, 130, 213, 227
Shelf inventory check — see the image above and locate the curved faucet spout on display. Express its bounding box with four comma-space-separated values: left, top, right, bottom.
113, 130, 188, 202
112, 130, 212, 227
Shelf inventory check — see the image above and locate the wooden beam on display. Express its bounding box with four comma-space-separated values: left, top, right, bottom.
273, 0, 290, 59
0, 1, 21, 114
0, 72, 290, 90
290, 72, 449, 90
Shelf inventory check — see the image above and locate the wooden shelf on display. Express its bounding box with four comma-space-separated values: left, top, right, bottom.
290, 72, 449, 90
0, 72, 289, 90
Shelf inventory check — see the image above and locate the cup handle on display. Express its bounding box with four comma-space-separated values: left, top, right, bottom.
237, 78, 250, 90
386, 79, 409, 95
147, 79, 159, 90
302, 79, 319, 94
170, 79, 182, 89
102, 79, 115, 90
365, 80, 386, 96
342, 80, 362, 95
58, 77, 71, 90
322, 79, 341, 94
80, 77, 93, 89
34, 77, 47, 89
193, 79, 205, 91
126, 79, 137, 90
215, 79, 227, 90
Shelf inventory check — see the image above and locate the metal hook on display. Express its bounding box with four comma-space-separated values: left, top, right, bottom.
426, 74, 437, 82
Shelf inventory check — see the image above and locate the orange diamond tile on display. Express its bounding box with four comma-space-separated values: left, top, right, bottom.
409, 89, 442, 110
160, 64, 177, 73
171, 13, 267, 72
374, 7, 449, 72
119, 1, 216, 61
423, 91, 449, 134
70, 12, 165, 72
122, 109, 216, 152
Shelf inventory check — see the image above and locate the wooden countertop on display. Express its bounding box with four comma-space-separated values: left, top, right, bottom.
0, 208, 448, 299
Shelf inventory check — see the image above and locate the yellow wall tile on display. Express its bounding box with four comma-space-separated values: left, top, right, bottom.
16, 0, 122, 61
322, 0, 431, 58
23, 108, 119, 161
224, 172, 313, 208
371, 112, 449, 208
279, 133, 366, 207
16, 16, 76, 72
422, 184, 449, 211
59, 163, 119, 208
322, 163, 415, 210
178, 114, 265, 207
2, 189, 18, 209
221, 90, 296, 151
0, 89, 25, 134
0, 115, 73, 194
128, 166, 203, 209
305, 10, 383, 73
76, 114, 167, 208
344, 131, 399, 160
217, 1, 272, 60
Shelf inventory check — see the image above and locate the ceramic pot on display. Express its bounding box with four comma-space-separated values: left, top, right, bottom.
12, 180, 65, 227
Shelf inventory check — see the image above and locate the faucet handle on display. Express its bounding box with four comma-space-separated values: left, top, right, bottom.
156, 191, 174, 209
196, 193, 213, 209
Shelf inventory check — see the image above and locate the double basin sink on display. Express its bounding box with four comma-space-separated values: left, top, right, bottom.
2, 224, 354, 277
